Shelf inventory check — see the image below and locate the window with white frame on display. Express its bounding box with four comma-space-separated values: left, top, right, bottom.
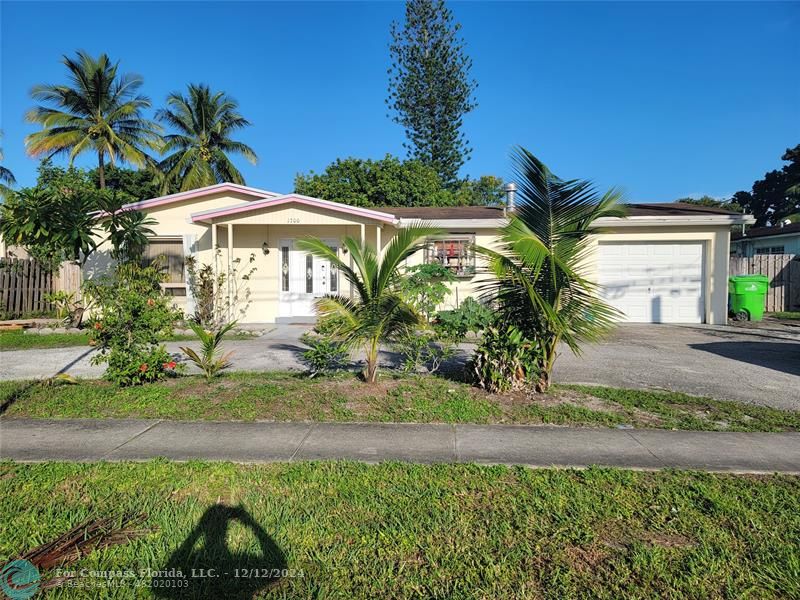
142, 238, 186, 296
424, 235, 476, 277
755, 246, 785, 255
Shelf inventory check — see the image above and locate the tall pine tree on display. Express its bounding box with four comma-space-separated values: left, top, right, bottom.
387, 0, 477, 187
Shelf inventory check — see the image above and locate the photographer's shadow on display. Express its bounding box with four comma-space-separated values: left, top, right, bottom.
153, 504, 286, 599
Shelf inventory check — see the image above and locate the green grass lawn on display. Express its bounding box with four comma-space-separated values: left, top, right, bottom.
0, 330, 94, 350
0, 461, 797, 598
769, 311, 800, 321
2, 371, 798, 432
0, 329, 261, 351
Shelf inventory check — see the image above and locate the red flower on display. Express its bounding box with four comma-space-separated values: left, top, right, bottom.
163, 361, 177, 370
93, 322, 102, 330
139, 363, 148, 372
147, 298, 155, 306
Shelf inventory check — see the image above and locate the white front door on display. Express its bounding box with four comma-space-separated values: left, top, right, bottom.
598, 242, 705, 323
278, 239, 339, 319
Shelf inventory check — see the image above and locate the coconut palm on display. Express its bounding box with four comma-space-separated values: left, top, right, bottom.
477, 147, 627, 392
297, 225, 438, 383
25, 51, 162, 188
156, 84, 258, 192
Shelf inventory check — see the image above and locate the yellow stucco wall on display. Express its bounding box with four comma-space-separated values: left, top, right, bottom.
84, 196, 732, 326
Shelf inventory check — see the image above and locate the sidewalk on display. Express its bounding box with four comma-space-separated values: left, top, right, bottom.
2, 419, 799, 474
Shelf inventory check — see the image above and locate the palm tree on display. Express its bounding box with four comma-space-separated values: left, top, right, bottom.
297, 225, 438, 383
25, 51, 162, 188
0, 132, 16, 197
156, 84, 258, 192
477, 147, 627, 392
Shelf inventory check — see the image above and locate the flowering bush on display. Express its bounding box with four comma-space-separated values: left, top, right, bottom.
84, 262, 181, 386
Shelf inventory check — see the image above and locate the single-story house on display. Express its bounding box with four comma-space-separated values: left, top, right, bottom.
731, 222, 800, 257
81, 184, 752, 325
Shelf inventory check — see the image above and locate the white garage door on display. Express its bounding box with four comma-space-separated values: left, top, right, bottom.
598, 242, 705, 323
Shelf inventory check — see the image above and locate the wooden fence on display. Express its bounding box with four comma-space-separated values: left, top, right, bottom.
0, 258, 82, 318
729, 254, 800, 312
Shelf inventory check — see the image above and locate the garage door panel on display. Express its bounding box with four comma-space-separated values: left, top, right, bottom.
598, 242, 705, 324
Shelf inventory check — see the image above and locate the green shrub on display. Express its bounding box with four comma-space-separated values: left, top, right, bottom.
436, 297, 492, 338
84, 262, 180, 386
399, 263, 455, 321
300, 332, 349, 377
469, 322, 541, 393
185, 250, 257, 329
180, 321, 236, 381
392, 327, 458, 374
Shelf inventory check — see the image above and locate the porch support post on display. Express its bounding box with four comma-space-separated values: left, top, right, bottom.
211, 222, 218, 304
359, 223, 365, 249
227, 223, 233, 322
376, 224, 382, 263
349, 226, 355, 299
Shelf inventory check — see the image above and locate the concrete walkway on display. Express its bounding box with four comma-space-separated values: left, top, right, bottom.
2, 418, 799, 474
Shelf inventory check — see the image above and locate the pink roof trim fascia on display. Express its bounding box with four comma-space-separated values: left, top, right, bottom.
120, 183, 280, 212
190, 194, 397, 224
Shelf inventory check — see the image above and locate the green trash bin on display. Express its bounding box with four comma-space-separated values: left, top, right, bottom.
728, 275, 769, 321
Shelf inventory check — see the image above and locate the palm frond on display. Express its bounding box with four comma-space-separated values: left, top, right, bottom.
475, 146, 627, 389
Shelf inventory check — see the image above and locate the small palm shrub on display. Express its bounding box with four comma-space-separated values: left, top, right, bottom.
297, 224, 438, 384
300, 332, 349, 378
469, 321, 541, 393
476, 147, 626, 391
180, 321, 236, 381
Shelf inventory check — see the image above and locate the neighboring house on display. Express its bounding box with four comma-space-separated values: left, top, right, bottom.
77, 184, 751, 325
730, 223, 800, 257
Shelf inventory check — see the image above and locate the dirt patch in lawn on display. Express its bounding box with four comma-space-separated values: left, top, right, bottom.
564, 544, 612, 574
640, 531, 696, 549
483, 386, 667, 427
597, 520, 696, 551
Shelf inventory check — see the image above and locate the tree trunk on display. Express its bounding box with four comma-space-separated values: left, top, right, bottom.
535, 337, 559, 393
98, 150, 106, 189
363, 338, 380, 384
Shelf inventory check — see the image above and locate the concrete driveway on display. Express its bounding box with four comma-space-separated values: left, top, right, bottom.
1, 323, 798, 410
553, 323, 800, 411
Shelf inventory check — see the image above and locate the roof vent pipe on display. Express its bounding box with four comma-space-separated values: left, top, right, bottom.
504, 182, 517, 214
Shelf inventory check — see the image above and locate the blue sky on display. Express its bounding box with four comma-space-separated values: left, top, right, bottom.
1, 1, 797, 202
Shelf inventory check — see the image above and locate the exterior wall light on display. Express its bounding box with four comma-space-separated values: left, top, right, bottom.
262, 242, 270, 255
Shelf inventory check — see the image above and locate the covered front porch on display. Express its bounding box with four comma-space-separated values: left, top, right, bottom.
190, 194, 396, 323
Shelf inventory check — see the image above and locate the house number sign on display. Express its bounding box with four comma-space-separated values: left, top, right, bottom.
287, 217, 300, 224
